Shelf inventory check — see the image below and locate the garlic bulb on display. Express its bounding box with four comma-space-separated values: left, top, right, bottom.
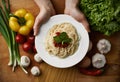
97, 39, 111, 54
92, 53, 106, 68
20, 56, 30, 67
31, 66, 40, 76
34, 53, 42, 63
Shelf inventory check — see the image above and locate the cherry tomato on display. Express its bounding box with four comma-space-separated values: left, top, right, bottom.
22, 42, 33, 52
15, 34, 26, 44
27, 35, 35, 44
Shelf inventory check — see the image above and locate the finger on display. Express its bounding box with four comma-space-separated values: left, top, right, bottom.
64, 9, 70, 15
51, 8, 56, 16
33, 15, 43, 36
81, 19, 91, 32
75, 14, 91, 32
74, 9, 91, 32
74, 16, 91, 32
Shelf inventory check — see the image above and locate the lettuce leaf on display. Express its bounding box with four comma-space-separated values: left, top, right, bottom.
79, 0, 120, 36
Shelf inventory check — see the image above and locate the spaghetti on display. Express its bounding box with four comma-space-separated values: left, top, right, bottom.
45, 22, 79, 58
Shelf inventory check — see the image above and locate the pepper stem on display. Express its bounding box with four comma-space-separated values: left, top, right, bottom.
9, 13, 26, 26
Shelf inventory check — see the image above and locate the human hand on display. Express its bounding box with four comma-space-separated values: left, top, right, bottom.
64, 0, 90, 32
33, 0, 55, 36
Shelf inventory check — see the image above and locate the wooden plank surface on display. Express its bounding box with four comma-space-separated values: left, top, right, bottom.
0, 0, 120, 82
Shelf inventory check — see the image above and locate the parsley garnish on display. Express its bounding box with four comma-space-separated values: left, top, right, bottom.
53, 32, 72, 44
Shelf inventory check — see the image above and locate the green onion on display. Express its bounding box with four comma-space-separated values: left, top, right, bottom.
0, 0, 28, 74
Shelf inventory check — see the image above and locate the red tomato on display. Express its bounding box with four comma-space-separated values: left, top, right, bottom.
22, 42, 33, 52
27, 35, 35, 44
15, 34, 26, 44
56, 32, 60, 36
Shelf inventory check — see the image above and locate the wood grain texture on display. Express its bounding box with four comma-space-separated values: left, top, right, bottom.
0, 0, 120, 82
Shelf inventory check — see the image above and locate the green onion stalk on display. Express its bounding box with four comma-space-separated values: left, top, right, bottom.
0, 0, 28, 74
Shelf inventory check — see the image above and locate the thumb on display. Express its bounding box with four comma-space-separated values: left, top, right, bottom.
33, 14, 43, 36
81, 19, 91, 32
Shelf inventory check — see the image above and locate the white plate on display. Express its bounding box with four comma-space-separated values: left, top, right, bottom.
35, 14, 89, 68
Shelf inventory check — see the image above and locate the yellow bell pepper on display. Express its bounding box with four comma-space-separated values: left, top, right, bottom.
9, 8, 34, 35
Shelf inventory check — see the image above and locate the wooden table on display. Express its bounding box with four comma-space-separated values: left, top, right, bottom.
0, 0, 120, 82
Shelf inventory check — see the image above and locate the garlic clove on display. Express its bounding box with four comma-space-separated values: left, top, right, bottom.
34, 53, 42, 63
31, 66, 40, 76
20, 56, 30, 67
